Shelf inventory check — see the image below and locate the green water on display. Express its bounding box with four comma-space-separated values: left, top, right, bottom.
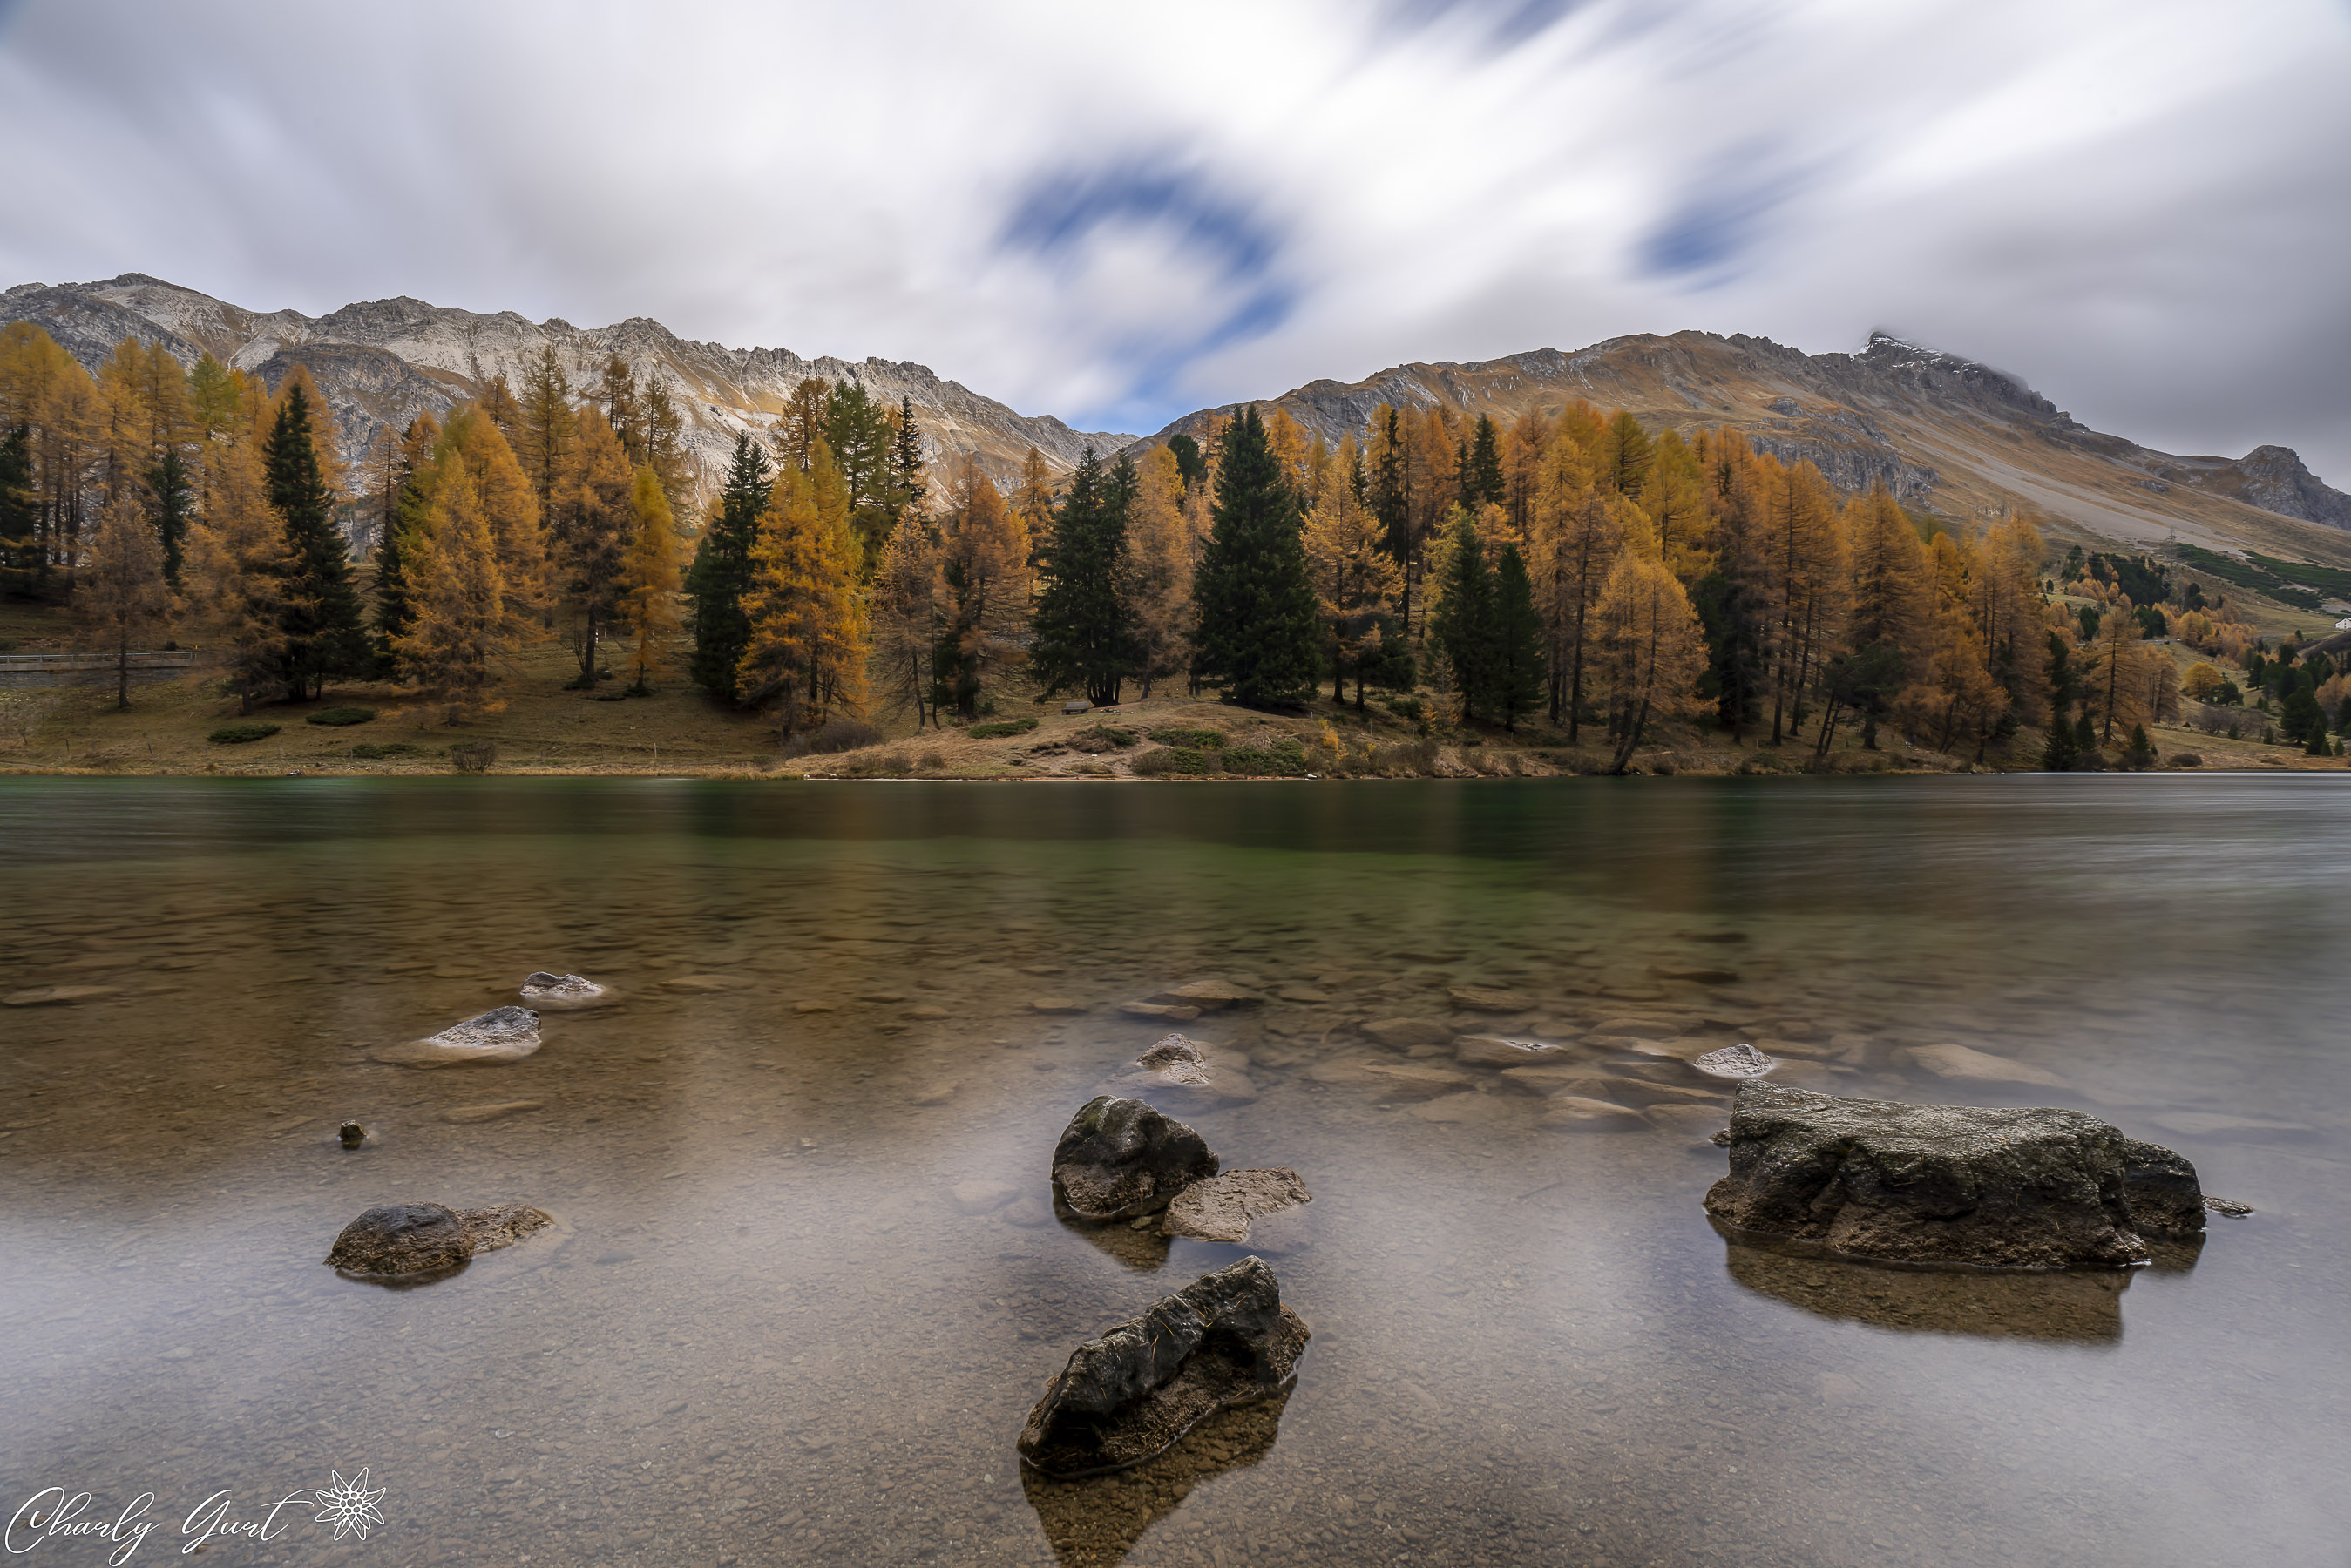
1, 776, 2345, 1566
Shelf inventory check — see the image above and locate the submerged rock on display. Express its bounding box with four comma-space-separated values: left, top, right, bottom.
373, 1006, 543, 1068
438, 1101, 543, 1125
1161, 1169, 1311, 1244
1901, 1042, 2067, 1087
1049, 1097, 1220, 1220
1145, 978, 1264, 1011
323, 1200, 552, 1278
1704, 1081, 2203, 1269
1016, 1257, 1310, 1477
1109, 1034, 1259, 1107
337, 1121, 369, 1148
518, 971, 614, 1010
1454, 1035, 1579, 1067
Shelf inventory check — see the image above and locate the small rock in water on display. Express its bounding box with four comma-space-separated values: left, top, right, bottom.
2203, 1195, 2254, 1218
518, 971, 614, 1010
1360, 1017, 1453, 1050
1145, 978, 1264, 1011
1454, 1034, 1576, 1067
439, 1101, 544, 1125
1161, 1168, 1311, 1244
1016, 1257, 1309, 1477
1049, 1097, 1219, 1221
1447, 986, 1529, 1012
2, 984, 123, 1007
1135, 1034, 1210, 1085
1704, 1080, 2206, 1268
338, 1121, 369, 1148
1031, 997, 1087, 1015
323, 1200, 552, 1279
372, 1006, 543, 1068
1693, 1043, 1776, 1080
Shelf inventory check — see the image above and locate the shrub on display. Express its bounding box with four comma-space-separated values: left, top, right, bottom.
207, 724, 280, 745
1149, 727, 1226, 748
1070, 726, 1137, 754
1134, 746, 1217, 776
837, 750, 911, 777
967, 717, 1040, 739
918, 750, 946, 771
305, 706, 376, 727
781, 718, 884, 758
1219, 741, 1312, 777
1383, 695, 1426, 720
449, 740, 498, 774
350, 742, 421, 760
2170, 753, 2204, 768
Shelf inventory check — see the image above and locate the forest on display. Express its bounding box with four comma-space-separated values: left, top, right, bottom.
0, 317, 2327, 774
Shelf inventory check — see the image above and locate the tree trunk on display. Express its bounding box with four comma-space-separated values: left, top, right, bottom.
1610, 696, 1651, 774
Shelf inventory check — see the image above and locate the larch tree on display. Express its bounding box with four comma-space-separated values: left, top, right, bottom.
776, 378, 830, 473
688, 433, 774, 700
514, 344, 576, 521
932, 461, 1031, 720
871, 506, 943, 727
1031, 449, 1137, 707
185, 425, 291, 712
1192, 408, 1322, 710
1122, 445, 1194, 698
263, 378, 367, 700
433, 407, 547, 632
371, 414, 439, 672
1595, 551, 1706, 774
396, 450, 506, 723
74, 489, 173, 709
1008, 446, 1058, 579
1528, 437, 1628, 739
1646, 429, 1712, 584
735, 442, 866, 732
1598, 410, 1654, 503
1754, 459, 1844, 744
555, 409, 634, 686
616, 464, 681, 694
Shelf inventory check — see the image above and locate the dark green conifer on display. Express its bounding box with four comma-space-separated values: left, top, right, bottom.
2127, 723, 2159, 769
1432, 512, 1495, 723
2041, 717, 2077, 772
264, 383, 367, 700
1491, 542, 1547, 732
687, 433, 772, 700
1031, 449, 1139, 707
146, 449, 192, 589
0, 425, 34, 585
1167, 433, 1206, 490
1191, 409, 1322, 710
888, 395, 925, 527
1464, 415, 1506, 510
2073, 711, 2100, 766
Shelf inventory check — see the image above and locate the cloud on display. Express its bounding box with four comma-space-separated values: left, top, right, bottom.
2, 0, 2348, 477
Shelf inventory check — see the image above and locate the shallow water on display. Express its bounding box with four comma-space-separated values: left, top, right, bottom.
2, 775, 2346, 1567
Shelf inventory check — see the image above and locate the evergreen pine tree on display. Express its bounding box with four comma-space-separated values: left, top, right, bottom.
2041, 717, 2078, 771
2305, 719, 2334, 758
370, 416, 433, 675
688, 433, 771, 700
2073, 711, 2100, 767
1, 424, 40, 584
1432, 512, 1496, 722
1167, 433, 1206, 490
146, 448, 192, 588
1193, 408, 1322, 709
2128, 723, 2160, 768
263, 382, 366, 700
1465, 415, 1506, 510
1030, 449, 1138, 706
888, 395, 925, 525
1492, 543, 1547, 732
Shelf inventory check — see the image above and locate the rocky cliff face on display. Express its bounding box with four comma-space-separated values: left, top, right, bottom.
1138, 329, 2351, 554
0, 274, 1135, 504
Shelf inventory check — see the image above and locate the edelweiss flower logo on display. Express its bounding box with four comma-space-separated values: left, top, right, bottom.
309, 1468, 388, 1542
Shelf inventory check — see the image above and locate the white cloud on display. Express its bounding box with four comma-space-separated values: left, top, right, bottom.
3, 0, 2347, 475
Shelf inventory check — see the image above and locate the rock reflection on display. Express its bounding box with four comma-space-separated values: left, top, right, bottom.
1060, 1215, 1172, 1272
1721, 1237, 2132, 1343
1020, 1387, 1292, 1568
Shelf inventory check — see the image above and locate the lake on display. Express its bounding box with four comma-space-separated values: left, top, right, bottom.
2, 775, 2345, 1566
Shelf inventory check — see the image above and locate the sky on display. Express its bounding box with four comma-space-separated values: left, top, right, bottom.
3, 0, 2348, 477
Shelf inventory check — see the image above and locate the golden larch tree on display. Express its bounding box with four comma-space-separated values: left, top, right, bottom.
1594, 550, 1707, 774
736, 442, 867, 732
934, 460, 1032, 719
1300, 438, 1402, 708
1123, 444, 1193, 697
616, 463, 681, 694
396, 450, 507, 723
74, 488, 173, 708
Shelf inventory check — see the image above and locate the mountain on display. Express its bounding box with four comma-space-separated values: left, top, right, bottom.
1139, 331, 2351, 564
0, 274, 1135, 502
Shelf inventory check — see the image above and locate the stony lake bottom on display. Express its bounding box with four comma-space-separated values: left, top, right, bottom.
1, 775, 2346, 1568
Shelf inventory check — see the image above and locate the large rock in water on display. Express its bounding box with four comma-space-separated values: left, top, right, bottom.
1017, 1257, 1310, 1477
372, 1006, 543, 1067
1050, 1097, 1219, 1220
1704, 1081, 2205, 1269
323, 1201, 552, 1278
1161, 1168, 1310, 1244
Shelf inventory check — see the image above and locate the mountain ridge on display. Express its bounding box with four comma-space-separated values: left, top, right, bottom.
1136, 329, 2351, 560
0, 274, 1136, 503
